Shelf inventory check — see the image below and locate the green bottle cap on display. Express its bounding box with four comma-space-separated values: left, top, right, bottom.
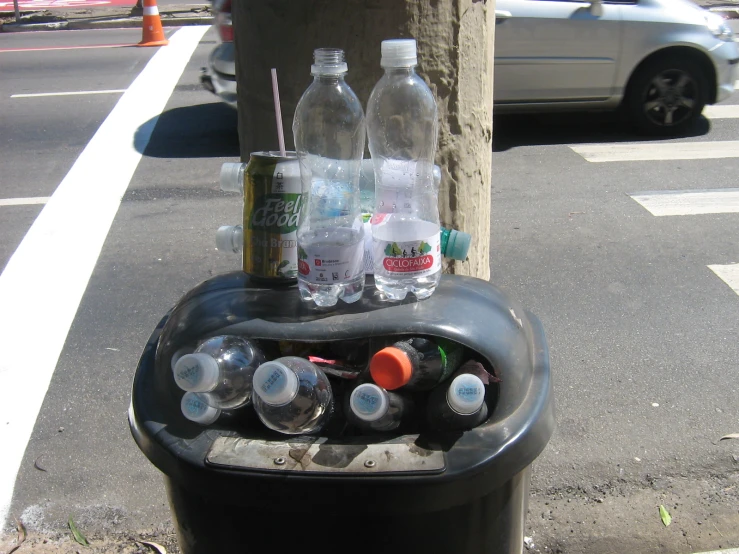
442, 228, 471, 261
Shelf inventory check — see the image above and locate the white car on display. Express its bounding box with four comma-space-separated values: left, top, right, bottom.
202, 0, 739, 136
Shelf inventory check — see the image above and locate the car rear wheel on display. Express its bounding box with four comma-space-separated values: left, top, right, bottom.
626, 55, 708, 136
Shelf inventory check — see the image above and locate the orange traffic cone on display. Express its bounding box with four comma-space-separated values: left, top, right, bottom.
138, 0, 169, 47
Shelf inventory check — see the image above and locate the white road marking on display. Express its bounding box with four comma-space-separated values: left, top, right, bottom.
11, 90, 125, 98
0, 44, 133, 53
0, 197, 50, 207
703, 104, 739, 119
571, 141, 739, 163
629, 188, 739, 216
0, 25, 210, 529
709, 264, 739, 296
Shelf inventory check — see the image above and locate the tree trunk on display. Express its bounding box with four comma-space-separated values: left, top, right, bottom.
232, 0, 494, 280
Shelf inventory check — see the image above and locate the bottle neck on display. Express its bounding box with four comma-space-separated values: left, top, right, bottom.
312, 73, 346, 84
383, 66, 416, 77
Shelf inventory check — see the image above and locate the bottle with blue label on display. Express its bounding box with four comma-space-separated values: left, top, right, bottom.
426, 372, 488, 431
172, 336, 266, 410
252, 357, 333, 435
180, 392, 223, 425
346, 382, 413, 432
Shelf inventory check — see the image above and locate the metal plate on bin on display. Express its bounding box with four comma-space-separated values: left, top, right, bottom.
205, 435, 445, 474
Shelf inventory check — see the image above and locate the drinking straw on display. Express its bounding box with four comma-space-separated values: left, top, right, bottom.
271, 68, 286, 157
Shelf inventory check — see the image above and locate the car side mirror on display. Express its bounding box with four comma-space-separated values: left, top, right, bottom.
590, 0, 603, 17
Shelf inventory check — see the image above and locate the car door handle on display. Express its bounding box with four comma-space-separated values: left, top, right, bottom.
495, 10, 512, 19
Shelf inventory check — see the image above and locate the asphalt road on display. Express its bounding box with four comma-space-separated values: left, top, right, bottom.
0, 23, 737, 553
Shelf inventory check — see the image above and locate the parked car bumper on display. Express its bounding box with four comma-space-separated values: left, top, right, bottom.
710, 40, 739, 103
201, 42, 237, 107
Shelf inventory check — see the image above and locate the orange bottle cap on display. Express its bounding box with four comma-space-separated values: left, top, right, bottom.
370, 347, 412, 390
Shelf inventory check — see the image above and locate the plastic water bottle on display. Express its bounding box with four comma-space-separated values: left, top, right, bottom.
346, 382, 412, 432
369, 337, 463, 391
252, 357, 333, 434
293, 48, 366, 307
427, 372, 488, 431
172, 336, 266, 410
180, 392, 222, 425
216, 223, 470, 267
367, 39, 441, 301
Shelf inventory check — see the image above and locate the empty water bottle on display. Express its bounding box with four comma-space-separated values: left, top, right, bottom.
180, 392, 222, 425
427, 372, 488, 431
346, 382, 412, 432
369, 337, 463, 391
252, 357, 333, 434
172, 336, 265, 410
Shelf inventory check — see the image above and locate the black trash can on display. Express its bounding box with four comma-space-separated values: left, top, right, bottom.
129, 272, 554, 554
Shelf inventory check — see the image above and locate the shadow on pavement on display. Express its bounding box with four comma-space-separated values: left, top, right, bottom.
135, 102, 239, 158
493, 111, 711, 152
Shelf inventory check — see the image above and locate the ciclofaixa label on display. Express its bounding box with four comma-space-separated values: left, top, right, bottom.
298, 243, 364, 285
373, 233, 441, 277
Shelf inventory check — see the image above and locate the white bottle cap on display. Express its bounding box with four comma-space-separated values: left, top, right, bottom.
447, 373, 485, 415
170, 346, 195, 372
220, 162, 244, 193
381, 39, 417, 68
350, 383, 389, 422
181, 392, 221, 425
253, 361, 299, 406
215, 225, 238, 253
173, 353, 221, 393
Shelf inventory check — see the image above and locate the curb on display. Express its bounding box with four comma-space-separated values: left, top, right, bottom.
691, 549, 739, 554
1, 16, 212, 33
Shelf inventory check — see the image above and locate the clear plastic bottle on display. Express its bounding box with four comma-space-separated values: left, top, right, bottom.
293, 48, 366, 307
180, 392, 222, 425
252, 356, 333, 435
369, 337, 463, 391
426, 372, 488, 431
346, 382, 412, 432
172, 336, 265, 410
367, 39, 440, 301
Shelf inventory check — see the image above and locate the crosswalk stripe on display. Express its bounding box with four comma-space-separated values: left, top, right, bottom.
703, 104, 739, 119
629, 188, 739, 216
571, 141, 739, 163
708, 264, 739, 296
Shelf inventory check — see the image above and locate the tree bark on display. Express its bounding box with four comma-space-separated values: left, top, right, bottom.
232, 0, 494, 280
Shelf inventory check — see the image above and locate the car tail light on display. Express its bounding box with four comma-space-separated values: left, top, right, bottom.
216, 0, 233, 43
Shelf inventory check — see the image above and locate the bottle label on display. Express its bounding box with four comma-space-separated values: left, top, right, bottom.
298, 243, 364, 285
373, 233, 441, 278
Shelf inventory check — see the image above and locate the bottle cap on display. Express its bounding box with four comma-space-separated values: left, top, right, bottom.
170, 346, 195, 372
447, 373, 485, 415
370, 347, 413, 390
311, 48, 348, 75
350, 383, 389, 422
181, 392, 221, 425
381, 39, 417, 68
173, 353, 220, 393
215, 225, 237, 253
220, 162, 244, 193
445, 229, 472, 261
253, 361, 299, 406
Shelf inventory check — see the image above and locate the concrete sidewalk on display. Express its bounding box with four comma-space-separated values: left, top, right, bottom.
0, 3, 212, 32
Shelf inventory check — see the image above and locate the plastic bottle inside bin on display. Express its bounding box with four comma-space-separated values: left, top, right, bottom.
346, 382, 412, 432
293, 48, 366, 307
172, 336, 265, 410
427, 372, 489, 431
367, 39, 441, 301
252, 356, 333, 435
180, 392, 222, 425
370, 337, 463, 391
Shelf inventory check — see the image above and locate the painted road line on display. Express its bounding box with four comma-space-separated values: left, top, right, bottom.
0, 44, 133, 54
0, 25, 210, 529
0, 197, 49, 207
709, 264, 739, 296
692, 549, 739, 554
703, 104, 739, 119
571, 141, 739, 163
629, 188, 739, 216
12, 90, 126, 99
